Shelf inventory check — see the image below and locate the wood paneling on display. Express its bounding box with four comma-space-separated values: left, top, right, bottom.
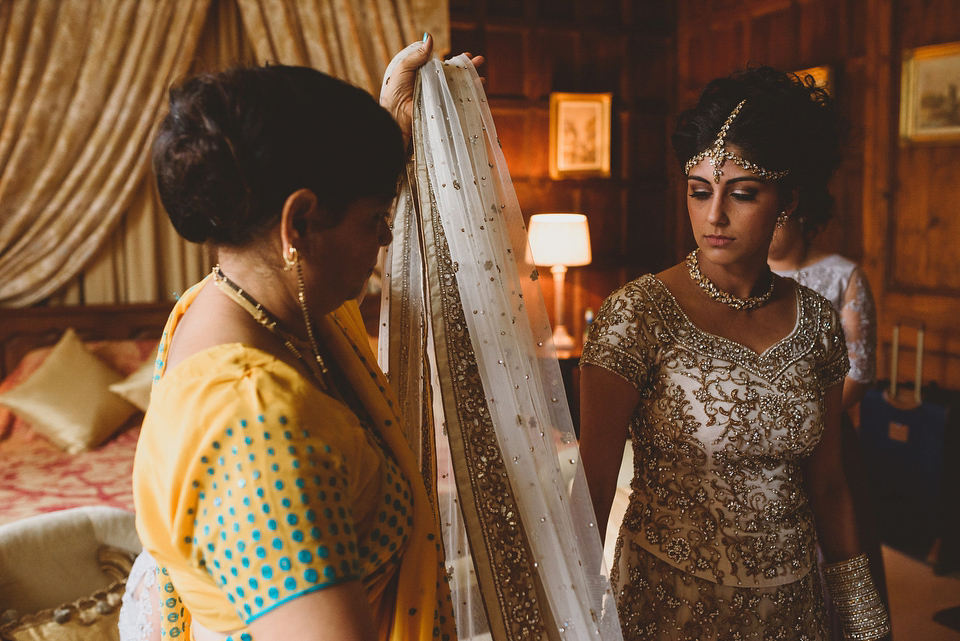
677, 0, 960, 389
891, 146, 960, 294
450, 0, 677, 345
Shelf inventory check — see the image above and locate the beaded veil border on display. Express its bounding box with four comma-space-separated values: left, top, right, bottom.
378, 48, 623, 641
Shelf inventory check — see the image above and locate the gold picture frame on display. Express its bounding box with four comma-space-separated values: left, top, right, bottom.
793, 65, 833, 93
900, 41, 960, 143
548, 92, 612, 179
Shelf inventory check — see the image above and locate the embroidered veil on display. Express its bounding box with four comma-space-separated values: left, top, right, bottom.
378, 48, 623, 641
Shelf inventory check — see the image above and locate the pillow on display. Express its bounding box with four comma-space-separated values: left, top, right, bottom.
0, 578, 126, 641
0, 338, 157, 439
108, 358, 155, 413
0, 329, 137, 454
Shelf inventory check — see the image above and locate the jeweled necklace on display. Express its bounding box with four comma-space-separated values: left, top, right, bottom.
686, 249, 775, 310
212, 266, 328, 389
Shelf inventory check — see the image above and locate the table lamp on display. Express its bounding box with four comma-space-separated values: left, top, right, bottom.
526, 213, 592, 351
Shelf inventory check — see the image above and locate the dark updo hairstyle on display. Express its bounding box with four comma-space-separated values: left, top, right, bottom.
672, 65, 847, 238
153, 65, 406, 246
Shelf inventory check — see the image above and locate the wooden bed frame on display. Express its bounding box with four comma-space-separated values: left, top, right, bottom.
0, 303, 173, 380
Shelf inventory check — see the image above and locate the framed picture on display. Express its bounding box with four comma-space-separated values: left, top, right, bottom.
548, 92, 612, 179
793, 65, 833, 93
900, 41, 960, 143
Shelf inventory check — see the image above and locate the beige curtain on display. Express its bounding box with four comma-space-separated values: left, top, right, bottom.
0, 0, 448, 308
60, 0, 257, 305
233, 0, 448, 94
0, 0, 212, 307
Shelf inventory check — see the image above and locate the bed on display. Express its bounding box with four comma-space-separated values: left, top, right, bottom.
0, 303, 172, 527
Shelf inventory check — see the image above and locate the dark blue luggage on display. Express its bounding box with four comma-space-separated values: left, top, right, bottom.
859, 323, 959, 562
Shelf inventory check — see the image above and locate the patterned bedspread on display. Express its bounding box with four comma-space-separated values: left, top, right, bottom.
0, 339, 154, 526
0, 418, 139, 525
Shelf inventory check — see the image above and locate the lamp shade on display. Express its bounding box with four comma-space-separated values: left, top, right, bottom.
526, 213, 592, 267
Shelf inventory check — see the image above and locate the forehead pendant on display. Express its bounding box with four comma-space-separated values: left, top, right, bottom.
683, 99, 790, 183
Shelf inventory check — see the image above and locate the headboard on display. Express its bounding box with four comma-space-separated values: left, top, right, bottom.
0, 303, 173, 380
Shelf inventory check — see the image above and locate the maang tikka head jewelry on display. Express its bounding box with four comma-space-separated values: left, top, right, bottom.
684, 99, 791, 183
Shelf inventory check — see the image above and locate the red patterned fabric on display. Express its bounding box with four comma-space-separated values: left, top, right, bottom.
0, 418, 140, 525
0, 339, 156, 524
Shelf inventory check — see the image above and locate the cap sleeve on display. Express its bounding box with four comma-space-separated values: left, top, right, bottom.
580, 277, 658, 394
183, 372, 370, 624
814, 297, 850, 391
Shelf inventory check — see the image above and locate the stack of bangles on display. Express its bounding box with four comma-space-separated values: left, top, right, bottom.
822, 553, 891, 640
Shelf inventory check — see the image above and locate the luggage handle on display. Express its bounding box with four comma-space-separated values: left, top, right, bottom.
889, 320, 925, 405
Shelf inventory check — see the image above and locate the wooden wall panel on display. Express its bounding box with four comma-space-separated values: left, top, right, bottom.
450, 0, 677, 351
892, 146, 960, 294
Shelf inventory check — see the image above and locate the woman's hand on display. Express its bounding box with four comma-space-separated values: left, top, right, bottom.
379, 33, 484, 147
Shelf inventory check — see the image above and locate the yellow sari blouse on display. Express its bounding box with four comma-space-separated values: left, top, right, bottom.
133, 277, 455, 641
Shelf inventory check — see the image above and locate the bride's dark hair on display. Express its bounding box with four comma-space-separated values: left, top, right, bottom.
672, 65, 847, 234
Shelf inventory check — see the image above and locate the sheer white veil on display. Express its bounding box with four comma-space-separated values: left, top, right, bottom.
378, 46, 623, 641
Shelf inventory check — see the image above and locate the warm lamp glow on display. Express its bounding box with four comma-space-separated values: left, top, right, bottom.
526, 213, 592, 352
526, 213, 592, 267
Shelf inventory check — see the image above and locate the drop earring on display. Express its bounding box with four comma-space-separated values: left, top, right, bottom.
292, 249, 328, 376
775, 211, 789, 229
283, 246, 297, 271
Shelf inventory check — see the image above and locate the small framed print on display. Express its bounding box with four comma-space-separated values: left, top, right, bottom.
548, 92, 612, 179
900, 41, 960, 143
793, 65, 833, 93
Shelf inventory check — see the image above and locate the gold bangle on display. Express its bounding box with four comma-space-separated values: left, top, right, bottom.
822, 554, 891, 641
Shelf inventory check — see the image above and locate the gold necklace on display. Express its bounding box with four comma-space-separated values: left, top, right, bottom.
686, 249, 775, 310
212, 266, 328, 389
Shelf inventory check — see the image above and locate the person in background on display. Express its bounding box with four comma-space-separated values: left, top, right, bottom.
122, 36, 480, 641
768, 200, 889, 638
579, 66, 891, 640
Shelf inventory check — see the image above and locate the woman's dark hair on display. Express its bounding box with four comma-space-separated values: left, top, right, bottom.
672, 65, 847, 236
153, 65, 406, 246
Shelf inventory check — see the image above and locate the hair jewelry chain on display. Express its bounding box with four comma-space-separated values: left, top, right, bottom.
212, 263, 329, 387
686, 249, 775, 310
684, 99, 791, 183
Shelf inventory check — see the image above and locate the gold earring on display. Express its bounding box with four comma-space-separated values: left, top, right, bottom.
293, 254, 328, 376
283, 246, 298, 271
775, 211, 789, 229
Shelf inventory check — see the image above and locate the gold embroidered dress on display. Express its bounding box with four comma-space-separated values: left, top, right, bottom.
581, 274, 849, 641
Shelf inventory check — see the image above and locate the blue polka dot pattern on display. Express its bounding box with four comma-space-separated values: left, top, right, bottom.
140, 313, 423, 641
185, 407, 413, 628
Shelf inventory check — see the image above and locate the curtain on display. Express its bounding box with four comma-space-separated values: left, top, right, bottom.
0, 0, 212, 307
379, 52, 623, 641
59, 0, 256, 306
233, 0, 447, 94
0, 0, 448, 307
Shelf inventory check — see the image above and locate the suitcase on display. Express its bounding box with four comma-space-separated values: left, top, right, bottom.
859, 322, 959, 561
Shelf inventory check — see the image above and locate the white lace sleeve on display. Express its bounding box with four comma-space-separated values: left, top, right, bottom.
118, 550, 161, 641
839, 266, 877, 384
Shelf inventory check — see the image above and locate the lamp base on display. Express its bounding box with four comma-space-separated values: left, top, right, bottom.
552, 324, 576, 353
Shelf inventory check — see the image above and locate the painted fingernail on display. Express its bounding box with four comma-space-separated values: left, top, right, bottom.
422, 32, 429, 42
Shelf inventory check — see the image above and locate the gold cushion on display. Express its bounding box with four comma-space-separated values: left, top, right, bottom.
0, 329, 137, 454
108, 358, 155, 413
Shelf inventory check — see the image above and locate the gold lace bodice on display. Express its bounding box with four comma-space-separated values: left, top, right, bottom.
582, 274, 848, 588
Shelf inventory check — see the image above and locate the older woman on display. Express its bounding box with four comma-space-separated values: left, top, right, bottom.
125, 38, 480, 641
579, 67, 891, 640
